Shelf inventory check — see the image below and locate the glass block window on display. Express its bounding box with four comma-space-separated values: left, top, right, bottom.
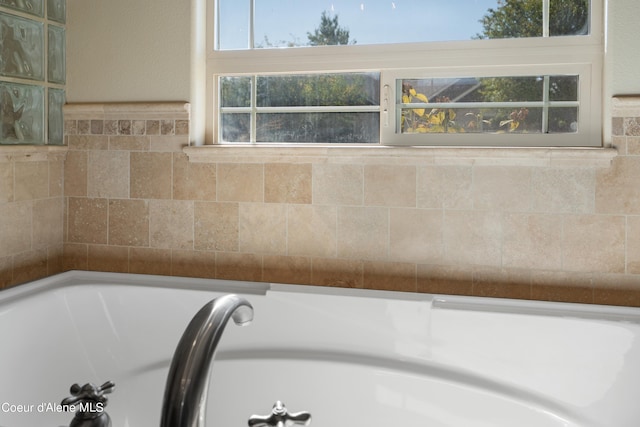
0, 0, 65, 145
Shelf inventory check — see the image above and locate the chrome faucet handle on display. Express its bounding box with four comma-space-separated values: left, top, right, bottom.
248, 401, 311, 427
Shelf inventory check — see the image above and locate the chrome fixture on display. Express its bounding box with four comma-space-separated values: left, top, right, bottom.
160, 294, 254, 427
249, 401, 311, 427
61, 381, 115, 427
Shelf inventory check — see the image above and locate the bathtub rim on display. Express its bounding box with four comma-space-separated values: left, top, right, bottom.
2, 270, 640, 324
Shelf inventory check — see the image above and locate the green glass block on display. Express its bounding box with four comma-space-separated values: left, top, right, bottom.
0, 0, 44, 17
0, 82, 44, 144
0, 12, 44, 81
47, 24, 64, 83
47, 88, 63, 144
47, 0, 64, 23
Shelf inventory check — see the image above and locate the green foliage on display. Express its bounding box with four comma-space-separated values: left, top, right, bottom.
477, 0, 589, 39
307, 12, 353, 46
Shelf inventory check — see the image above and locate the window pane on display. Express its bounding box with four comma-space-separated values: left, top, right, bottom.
217, 0, 249, 49
401, 107, 543, 134
221, 113, 250, 142
217, 0, 590, 50
550, 0, 589, 36
549, 107, 578, 133
399, 75, 579, 135
220, 76, 251, 108
257, 73, 379, 107
257, 112, 379, 143
549, 75, 579, 101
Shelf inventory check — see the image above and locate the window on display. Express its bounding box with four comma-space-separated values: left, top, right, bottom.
0, 0, 66, 145
206, 0, 602, 147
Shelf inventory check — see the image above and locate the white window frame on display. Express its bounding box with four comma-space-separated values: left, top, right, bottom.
204, 0, 603, 147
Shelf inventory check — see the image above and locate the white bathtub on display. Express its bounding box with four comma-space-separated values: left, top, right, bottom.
1, 271, 639, 427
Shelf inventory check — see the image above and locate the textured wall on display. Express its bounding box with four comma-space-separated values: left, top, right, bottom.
0, 147, 66, 287
57, 99, 640, 306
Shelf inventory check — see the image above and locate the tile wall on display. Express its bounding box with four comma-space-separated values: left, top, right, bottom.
3, 98, 640, 307
0, 146, 66, 286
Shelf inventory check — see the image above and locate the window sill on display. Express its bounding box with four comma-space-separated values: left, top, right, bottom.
184, 144, 617, 168
0, 145, 68, 162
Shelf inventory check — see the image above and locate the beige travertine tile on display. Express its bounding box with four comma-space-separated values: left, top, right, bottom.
0, 162, 13, 203
88, 150, 130, 198
389, 208, 443, 263
0, 256, 12, 288
13, 249, 47, 284
625, 117, 640, 136
173, 153, 216, 200
531, 168, 595, 213
627, 216, 640, 274
562, 214, 625, 273
612, 117, 624, 136
129, 247, 172, 276
473, 166, 532, 211
64, 119, 77, 135
263, 255, 311, 284
104, 120, 118, 135
119, 120, 131, 135
90, 120, 103, 134
49, 159, 64, 197
417, 264, 473, 295
149, 135, 187, 152
130, 152, 173, 199
46, 245, 64, 276
0, 201, 31, 257
194, 202, 238, 251
161, 120, 174, 135
217, 163, 264, 202
312, 163, 363, 206
109, 199, 149, 246
78, 120, 90, 134
472, 266, 531, 300
627, 137, 640, 156
62, 243, 88, 270
149, 200, 194, 249
364, 164, 416, 207
311, 257, 363, 288
175, 120, 189, 135
146, 120, 160, 135
531, 270, 593, 304
171, 249, 216, 278
216, 252, 262, 281
88, 245, 129, 273
337, 206, 388, 260
132, 120, 146, 135
67, 135, 109, 150
67, 198, 108, 244
265, 163, 312, 204
239, 203, 287, 254
33, 198, 64, 249
596, 156, 640, 214
109, 135, 150, 151
14, 161, 49, 201
593, 273, 640, 307
363, 261, 416, 292
417, 165, 473, 209
287, 204, 337, 258
502, 213, 562, 270
64, 150, 87, 197
443, 210, 502, 267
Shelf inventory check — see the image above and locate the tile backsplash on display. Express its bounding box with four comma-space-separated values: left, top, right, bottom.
3, 99, 640, 307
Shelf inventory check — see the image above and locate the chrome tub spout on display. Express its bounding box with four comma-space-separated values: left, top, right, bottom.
160, 294, 253, 427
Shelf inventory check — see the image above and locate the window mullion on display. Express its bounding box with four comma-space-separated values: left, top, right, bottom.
251, 75, 257, 143
249, 0, 255, 49
543, 0, 550, 37
542, 75, 550, 133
